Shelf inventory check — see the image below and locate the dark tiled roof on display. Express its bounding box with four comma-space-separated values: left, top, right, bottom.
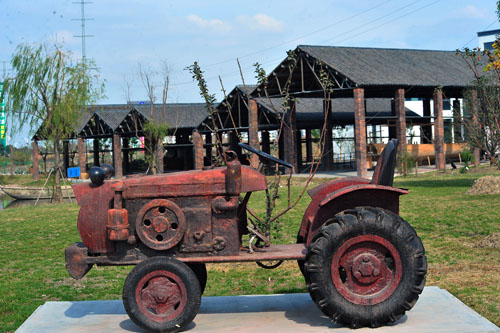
134, 103, 208, 129
298, 45, 475, 87
256, 97, 415, 115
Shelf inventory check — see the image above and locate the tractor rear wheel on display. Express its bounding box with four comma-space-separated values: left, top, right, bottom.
123, 257, 201, 332
305, 207, 427, 328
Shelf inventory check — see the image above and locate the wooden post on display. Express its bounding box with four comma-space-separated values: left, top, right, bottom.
395, 88, 406, 153
261, 131, 270, 154
32, 140, 40, 181
452, 99, 462, 143
113, 133, 123, 178
305, 129, 313, 163
63, 140, 69, 177
471, 90, 481, 166
205, 133, 212, 166
296, 129, 303, 172
433, 88, 445, 171
422, 99, 432, 144
123, 138, 130, 174
321, 100, 333, 170
157, 139, 164, 173
282, 99, 298, 173
248, 99, 259, 169
93, 138, 100, 166
77, 137, 86, 177
192, 131, 204, 170
354, 88, 368, 178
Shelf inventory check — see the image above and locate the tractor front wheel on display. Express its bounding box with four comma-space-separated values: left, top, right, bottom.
123, 257, 201, 332
305, 207, 427, 328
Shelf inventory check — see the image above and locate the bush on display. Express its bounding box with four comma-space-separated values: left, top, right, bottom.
397, 151, 416, 176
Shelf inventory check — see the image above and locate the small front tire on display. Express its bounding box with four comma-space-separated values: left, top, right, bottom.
123, 257, 201, 332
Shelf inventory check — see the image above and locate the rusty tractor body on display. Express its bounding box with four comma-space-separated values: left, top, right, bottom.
66, 140, 427, 332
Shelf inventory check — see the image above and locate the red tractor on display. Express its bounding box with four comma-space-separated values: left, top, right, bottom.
65, 139, 427, 332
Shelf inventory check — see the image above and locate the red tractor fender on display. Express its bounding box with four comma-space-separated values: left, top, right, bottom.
298, 181, 408, 246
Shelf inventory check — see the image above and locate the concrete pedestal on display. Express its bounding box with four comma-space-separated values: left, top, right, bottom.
16, 287, 499, 332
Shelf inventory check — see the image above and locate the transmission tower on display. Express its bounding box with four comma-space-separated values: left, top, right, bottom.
73, 1, 94, 65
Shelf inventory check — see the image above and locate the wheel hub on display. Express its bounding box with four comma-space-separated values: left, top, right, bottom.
332, 234, 402, 305
135, 270, 188, 322
352, 253, 381, 284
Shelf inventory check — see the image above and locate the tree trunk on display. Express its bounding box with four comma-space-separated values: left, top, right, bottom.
53, 139, 63, 202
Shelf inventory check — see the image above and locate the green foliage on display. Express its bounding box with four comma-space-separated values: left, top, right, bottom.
143, 120, 169, 139
459, 149, 475, 174
3, 44, 103, 140
253, 62, 267, 87
397, 151, 416, 176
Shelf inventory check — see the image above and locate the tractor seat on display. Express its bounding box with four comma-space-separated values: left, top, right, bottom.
370, 139, 399, 187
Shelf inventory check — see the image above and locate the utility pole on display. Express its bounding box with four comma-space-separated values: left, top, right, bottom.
73, 1, 94, 65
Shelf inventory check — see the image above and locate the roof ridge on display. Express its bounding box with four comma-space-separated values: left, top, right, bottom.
298, 45, 457, 53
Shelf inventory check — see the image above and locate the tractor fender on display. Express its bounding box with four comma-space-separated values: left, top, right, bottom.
298, 184, 408, 246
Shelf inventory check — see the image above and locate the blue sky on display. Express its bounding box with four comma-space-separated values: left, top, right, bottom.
0, 0, 499, 145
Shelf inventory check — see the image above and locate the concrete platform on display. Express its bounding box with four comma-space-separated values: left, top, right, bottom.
17, 287, 499, 332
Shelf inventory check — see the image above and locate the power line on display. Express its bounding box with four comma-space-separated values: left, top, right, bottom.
199, 0, 396, 69
169, 0, 441, 88
461, 19, 498, 49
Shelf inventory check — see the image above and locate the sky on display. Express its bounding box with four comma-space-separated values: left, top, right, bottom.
0, 0, 499, 146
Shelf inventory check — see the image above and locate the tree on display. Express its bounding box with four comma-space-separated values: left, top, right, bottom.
2, 43, 103, 201
138, 61, 170, 174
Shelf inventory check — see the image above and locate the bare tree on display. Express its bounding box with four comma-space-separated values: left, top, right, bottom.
138, 61, 170, 174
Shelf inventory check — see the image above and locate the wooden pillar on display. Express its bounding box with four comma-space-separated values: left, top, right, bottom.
471, 90, 481, 166
305, 129, 313, 163
321, 100, 333, 170
433, 89, 445, 171
248, 99, 259, 169
192, 131, 203, 170
261, 131, 270, 154
422, 99, 432, 144
32, 140, 40, 181
77, 137, 86, 177
93, 138, 100, 166
157, 139, 164, 173
205, 133, 212, 166
452, 99, 462, 143
395, 88, 406, 153
228, 131, 240, 155
123, 138, 130, 174
113, 133, 123, 178
354, 88, 368, 178
282, 99, 298, 173
63, 140, 69, 177
296, 129, 303, 172
278, 132, 284, 161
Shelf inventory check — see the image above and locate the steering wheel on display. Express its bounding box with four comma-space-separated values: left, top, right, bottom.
238, 143, 292, 169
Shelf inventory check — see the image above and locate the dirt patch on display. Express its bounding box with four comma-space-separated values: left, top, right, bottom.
466, 176, 500, 195
475, 233, 500, 249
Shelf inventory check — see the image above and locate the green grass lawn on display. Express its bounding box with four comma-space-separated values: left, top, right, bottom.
0, 166, 499, 331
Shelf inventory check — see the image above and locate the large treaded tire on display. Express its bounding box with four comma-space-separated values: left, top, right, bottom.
123, 257, 201, 332
305, 207, 427, 328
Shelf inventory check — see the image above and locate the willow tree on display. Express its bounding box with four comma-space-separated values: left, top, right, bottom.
3, 44, 103, 201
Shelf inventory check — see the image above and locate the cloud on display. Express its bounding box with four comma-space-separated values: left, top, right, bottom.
453, 5, 487, 19
237, 14, 284, 32
186, 15, 231, 33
